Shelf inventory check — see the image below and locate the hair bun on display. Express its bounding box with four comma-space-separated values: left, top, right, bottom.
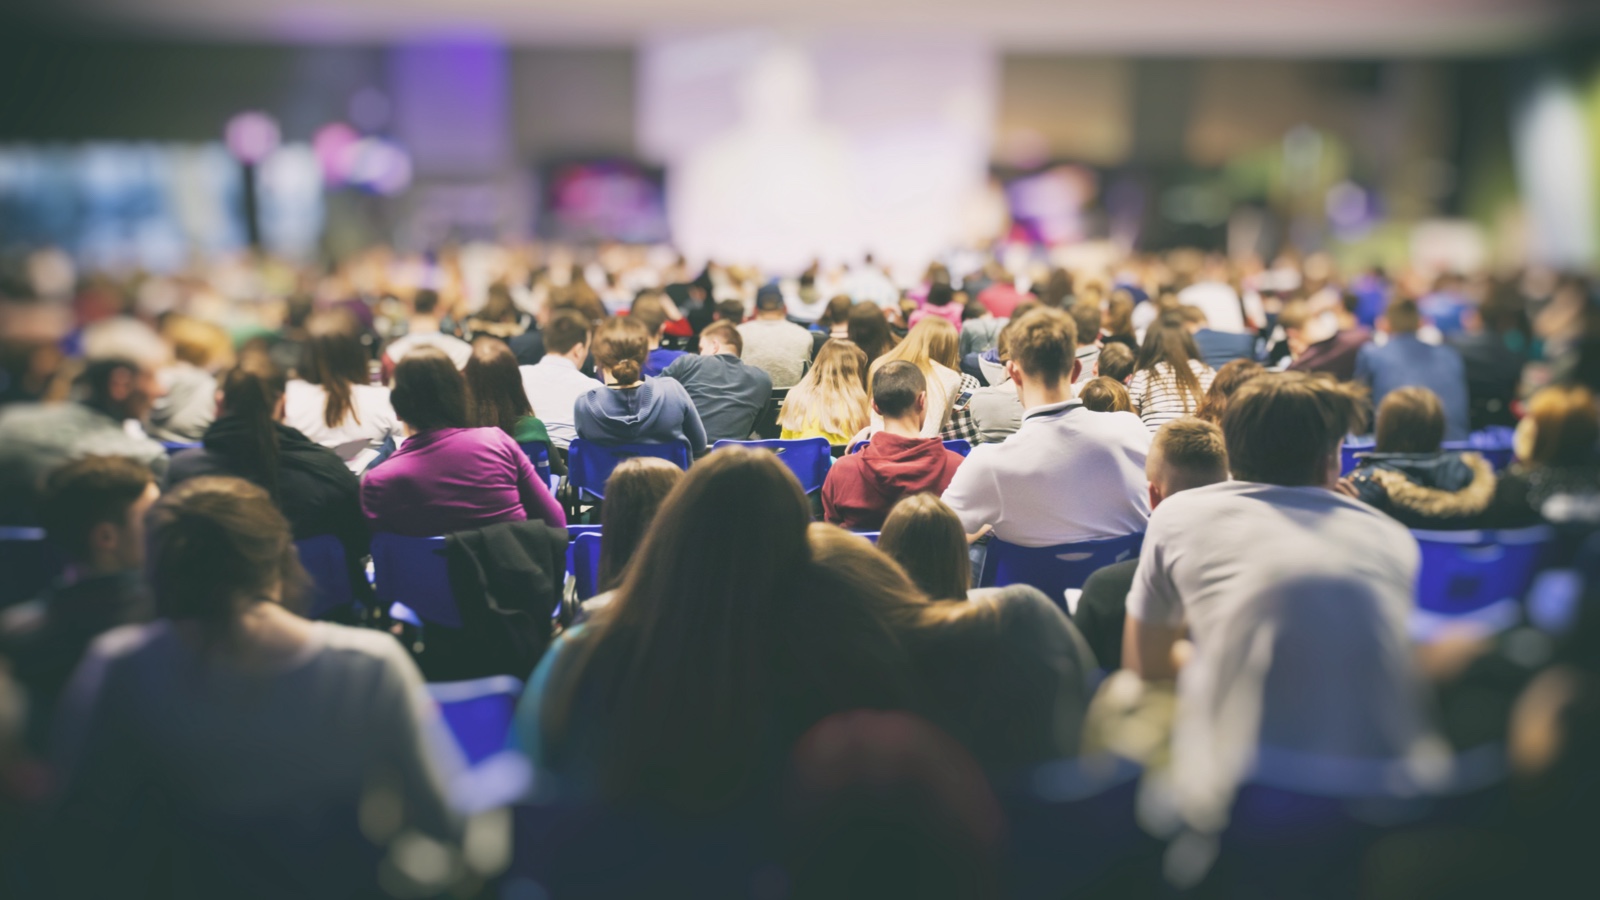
612, 359, 642, 386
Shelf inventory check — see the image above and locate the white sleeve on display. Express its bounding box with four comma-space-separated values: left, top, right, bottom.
1125, 512, 1184, 626
941, 454, 1001, 534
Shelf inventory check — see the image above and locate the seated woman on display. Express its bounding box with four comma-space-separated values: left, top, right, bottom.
283, 310, 404, 473
361, 347, 565, 536
512, 448, 913, 812
778, 338, 871, 446
1345, 386, 1496, 528
811, 520, 1096, 772
1078, 376, 1133, 413
593, 457, 685, 601
1476, 384, 1600, 531
464, 337, 565, 476
574, 317, 707, 456
45, 476, 460, 898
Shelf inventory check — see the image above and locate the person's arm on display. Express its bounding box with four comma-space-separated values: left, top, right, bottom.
1353, 344, 1373, 388
1121, 521, 1186, 679
511, 436, 566, 528
372, 639, 463, 845
940, 455, 1001, 535
678, 384, 709, 456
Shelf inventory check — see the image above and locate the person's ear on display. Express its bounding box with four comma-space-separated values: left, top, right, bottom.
915, 391, 928, 415
1070, 358, 1082, 384
871, 399, 884, 417
214, 389, 227, 417
1148, 481, 1164, 510
87, 520, 119, 559
273, 393, 287, 421
107, 367, 133, 402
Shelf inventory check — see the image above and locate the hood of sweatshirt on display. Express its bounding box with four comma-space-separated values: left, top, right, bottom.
577, 379, 680, 444
858, 431, 960, 496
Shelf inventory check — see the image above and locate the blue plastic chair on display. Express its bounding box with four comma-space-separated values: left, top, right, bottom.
978, 533, 1145, 609
370, 533, 461, 628
854, 531, 879, 544
567, 439, 692, 502
1442, 426, 1517, 472
0, 526, 68, 607
1340, 437, 1376, 476
427, 676, 524, 767
571, 532, 603, 601
1411, 526, 1552, 638
161, 440, 203, 455
295, 534, 354, 619
711, 438, 832, 494
519, 441, 554, 484
943, 439, 973, 457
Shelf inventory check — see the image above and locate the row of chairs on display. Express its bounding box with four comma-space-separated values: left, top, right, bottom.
1341, 425, 1517, 476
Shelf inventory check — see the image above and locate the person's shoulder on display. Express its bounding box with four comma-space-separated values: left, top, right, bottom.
83, 620, 168, 666
307, 621, 413, 670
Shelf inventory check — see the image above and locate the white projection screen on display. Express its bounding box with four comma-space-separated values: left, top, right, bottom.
638, 31, 997, 276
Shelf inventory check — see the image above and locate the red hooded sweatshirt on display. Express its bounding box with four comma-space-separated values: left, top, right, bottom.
822, 432, 967, 531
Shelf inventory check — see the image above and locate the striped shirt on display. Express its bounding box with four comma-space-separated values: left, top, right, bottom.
1125, 360, 1215, 431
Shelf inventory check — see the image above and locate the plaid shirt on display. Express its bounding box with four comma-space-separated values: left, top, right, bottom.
939, 373, 983, 444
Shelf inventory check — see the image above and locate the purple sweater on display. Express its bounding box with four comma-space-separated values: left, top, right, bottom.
361, 427, 566, 537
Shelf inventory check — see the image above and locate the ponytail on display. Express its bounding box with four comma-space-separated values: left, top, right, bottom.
218, 362, 287, 499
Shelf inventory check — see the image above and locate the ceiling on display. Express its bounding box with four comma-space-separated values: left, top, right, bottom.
8, 0, 1593, 54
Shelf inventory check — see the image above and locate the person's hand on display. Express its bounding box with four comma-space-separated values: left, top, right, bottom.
965, 524, 993, 545
1333, 476, 1360, 498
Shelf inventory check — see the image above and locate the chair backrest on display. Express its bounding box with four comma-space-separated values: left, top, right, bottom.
979, 533, 1145, 608
1340, 437, 1375, 476
571, 532, 603, 601
567, 439, 692, 501
751, 388, 789, 440
1412, 526, 1553, 621
854, 531, 880, 544
427, 676, 524, 766
294, 534, 353, 619
1442, 426, 1517, 472
943, 439, 972, 457
161, 440, 202, 455
0, 526, 67, 607
710, 437, 832, 494
371, 533, 461, 628
518, 441, 554, 483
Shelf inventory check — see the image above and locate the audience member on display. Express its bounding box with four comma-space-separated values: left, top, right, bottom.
383, 288, 472, 370
1181, 305, 1257, 371
866, 318, 975, 440
519, 310, 599, 450
1095, 341, 1137, 384
910, 283, 966, 331
1475, 384, 1600, 530
1127, 312, 1217, 431
823, 362, 966, 531
149, 314, 233, 443
1102, 290, 1139, 350
1068, 301, 1103, 385
820, 295, 853, 341
779, 339, 871, 446
1450, 285, 1528, 431
362, 348, 564, 535
662, 321, 772, 444
461, 283, 531, 344
0, 457, 157, 750
630, 292, 687, 377
1079, 376, 1133, 413
966, 319, 1026, 444
1194, 358, 1266, 424
283, 310, 403, 473
597, 457, 684, 595
977, 273, 1026, 319
1076, 418, 1228, 671
847, 301, 899, 369
943, 308, 1151, 545
1284, 293, 1371, 381
738, 285, 815, 388
1124, 372, 1435, 833
576, 317, 708, 455
877, 493, 972, 602
465, 337, 564, 475
44, 476, 460, 897
1344, 386, 1496, 528
1355, 298, 1471, 441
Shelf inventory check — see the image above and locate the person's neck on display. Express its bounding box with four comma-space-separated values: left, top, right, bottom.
1017, 378, 1072, 412
757, 313, 785, 322
881, 415, 924, 437
410, 315, 441, 334
647, 335, 662, 350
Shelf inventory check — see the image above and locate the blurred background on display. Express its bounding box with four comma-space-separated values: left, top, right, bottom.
0, 0, 1597, 280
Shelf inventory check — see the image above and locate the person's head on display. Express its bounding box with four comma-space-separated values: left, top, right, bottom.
878, 493, 969, 602
1094, 341, 1136, 383
872, 360, 929, 429
1147, 417, 1229, 509
755, 285, 788, 319
1136, 311, 1206, 413
412, 288, 442, 318
1374, 386, 1446, 455
478, 283, 518, 324
593, 316, 651, 386
780, 339, 870, 439
1517, 384, 1600, 468
79, 317, 170, 421
41, 456, 158, 573
598, 457, 685, 592
1003, 307, 1079, 393
848, 302, 897, 366
1104, 291, 1135, 338
215, 359, 290, 497
146, 476, 308, 635
629, 292, 670, 343
824, 294, 853, 327
390, 346, 468, 432
1040, 267, 1074, 308
714, 299, 746, 324
465, 337, 533, 434
1178, 305, 1208, 332
163, 314, 235, 373
926, 283, 955, 309
1196, 358, 1265, 423
1078, 376, 1131, 413
1223, 372, 1366, 488
303, 310, 369, 429
1382, 298, 1422, 335
877, 317, 960, 375
544, 309, 591, 364
1068, 301, 1101, 349
699, 320, 743, 357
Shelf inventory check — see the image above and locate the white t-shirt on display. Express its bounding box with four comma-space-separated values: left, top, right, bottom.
51, 620, 461, 896
386, 331, 473, 369
283, 380, 405, 473
1127, 481, 1438, 831
942, 400, 1151, 546
1178, 281, 1247, 334
520, 356, 602, 449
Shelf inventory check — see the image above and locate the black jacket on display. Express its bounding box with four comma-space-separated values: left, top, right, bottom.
431, 519, 569, 681
1348, 450, 1498, 529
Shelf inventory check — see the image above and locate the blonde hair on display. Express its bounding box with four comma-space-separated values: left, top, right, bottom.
868, 318, 960, 424
780, 339, 870, 441
163, 315, 235, 371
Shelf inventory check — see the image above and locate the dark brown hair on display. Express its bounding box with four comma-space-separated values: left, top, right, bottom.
1136, 311, 1207, 414
700, 320, 744, 357
1223, 373, 1366, 486
1078, 376, 1132, 413
1375, 386, 1445, 454
825, 294, 853, 326
1095, 342, 1136, 383
878, 493, 970, 602
593, 317, 650, 386
1385, 298, 1422, 334
41, 455, 155, 561
304, 310, 368, 429
847, 302, 897, 368
1068, 301, 1102, 349
390, 346, 468, 431
216, 359, 289, 498
544, 310, 591, 356
465, 337, 533, 435
1197, 358, 1266, 424
598, 457, 685, 591
630, 293, 670, 338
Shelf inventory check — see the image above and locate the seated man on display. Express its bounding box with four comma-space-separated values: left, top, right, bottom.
1075, 417, 1228, 670
1355, 298, 1470, 441
737, 286, 815, 389
823, 361, 967, 531
0, 456, 159, 750
1182, 305, 1258, 371
662, 321, 773, 444
519, 311, 599, 450
1124, 372, 1435, 834
942, 308, 1152, 545
1344, 386, 1496, 528
382, 288, 473, 372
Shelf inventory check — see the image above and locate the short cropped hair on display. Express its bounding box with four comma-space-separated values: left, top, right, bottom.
413, 289, 441, 316
1149, 418, 1229, 491
701, 320, 744, 357
390, 347, 468, 431
1375, 387, 1445, 454
1385, 298, 1422, 334
1068, 302, 1102, 349
1096, 342, 1136, 383
544, 310, 591, 355
1006, 308, 1078, 387
41, 456, 155, 560
1223, 373, 1366, 487
872, 360, 927, 419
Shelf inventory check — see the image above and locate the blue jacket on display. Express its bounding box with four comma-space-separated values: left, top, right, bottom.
1354, 336, 1471, 441
1192, 329, 1257, 370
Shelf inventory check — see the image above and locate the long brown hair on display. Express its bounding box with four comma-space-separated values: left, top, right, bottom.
878, 493, 970, 602
464, 337, 533, 435
1136, 311, 1208, 413
303, 310, 368, 429
598, 457, 684, 591
847, 302, 898, 368
216, 359, 288, 499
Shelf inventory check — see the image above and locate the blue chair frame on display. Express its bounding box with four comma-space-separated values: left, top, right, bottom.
427, 676, 524, 767
711, 438, 832, 494
519, 440, 555, 484
567, 439, 692, 502
1411, 526, 1552, 637
371, 533, 461, 628
978, 533, 1145, 609
570, 532, 603, 601
853, 531, 880, 544
295, 534, 354, 619
161, 440, 203, 455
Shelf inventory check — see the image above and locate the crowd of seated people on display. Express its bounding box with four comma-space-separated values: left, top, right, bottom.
0, 242, 1597, 897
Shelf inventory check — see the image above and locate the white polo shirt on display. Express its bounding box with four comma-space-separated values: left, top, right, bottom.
520, 355, 601, 449
941, 399, 1151, 546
